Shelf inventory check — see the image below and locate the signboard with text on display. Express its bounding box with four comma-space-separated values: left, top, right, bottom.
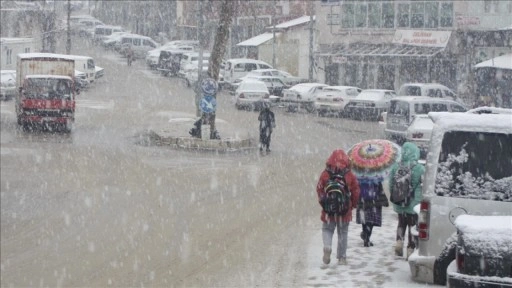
392, 30, 451, 48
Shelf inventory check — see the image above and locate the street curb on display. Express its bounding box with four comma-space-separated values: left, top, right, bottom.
147, 130, 257, 152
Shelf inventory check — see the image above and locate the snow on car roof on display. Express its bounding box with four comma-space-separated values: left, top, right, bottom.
392, 96, 456, 102
467, 106, 512, 115
429, 112, 512, 132
324, 86, 360, 91
455, 215, 512, 234
18, 53, 76, 62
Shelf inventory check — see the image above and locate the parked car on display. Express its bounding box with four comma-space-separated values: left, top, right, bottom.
145, 43, 194, 70
118, 34, 159, 59
93, 25, 124, 43
234, 80, 270, 111
101, 31, 130, 49
314, 86, 361, 117
222, 58, 273, 84
241, 75, 289, 97
156, 49, 192, 76
281, 83, 328, 113
1, 70, 16, 100
384, 96, 468, 144
397, 83, 461, 102
74, 18, 104, 37
344, 89, 396, 121
94, 65, 104, 79
74, 70, 89, 90
244, 69, 306, 86
407, 111, 512, 285
447, 215, 512, 288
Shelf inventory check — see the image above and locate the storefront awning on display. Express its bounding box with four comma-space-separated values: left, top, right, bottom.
474, 53, 512, 70
237, 32, 281, 47
318, 43, 445, 59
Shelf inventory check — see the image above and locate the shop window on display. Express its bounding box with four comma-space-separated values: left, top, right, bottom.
355, 4, 367, 28
397, 3, 409, 28
341, 3, 354, 28
425, 2, 439, 28
440, 2, 453, 27
327, 13, 340, 25
382, 3, 395, 28
368, 3, 381, 28
411, 2, 425, 28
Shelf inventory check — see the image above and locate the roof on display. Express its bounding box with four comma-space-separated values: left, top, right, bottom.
273, 15, 315, 29
474, 53, 512, 70
226, 58, 271, 65
361, 89, 395, 92
318, 42, 444, 58
0, 37, 34, 44
26, 75, 73, 80
400, 83, 452, 89
18, 53, 75, 61
325, 86, 360, 90
391, 96, 458, 103
237, 33, 280, 47
429, 112, 512, 132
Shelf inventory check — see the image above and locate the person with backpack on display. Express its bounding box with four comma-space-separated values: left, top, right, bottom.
355, 177, 389, 247
258, 102, 276, 153
388, 142, 425, 259
316, 149, 360, 265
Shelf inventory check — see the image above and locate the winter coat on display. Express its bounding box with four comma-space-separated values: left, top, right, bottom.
356, 178, 385, 227
388, 142, 425, 215
258, 108, 275, 143
316, 149, 360, 223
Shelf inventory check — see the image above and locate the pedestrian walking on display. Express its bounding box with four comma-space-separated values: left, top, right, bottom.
258, 102, 275, 152
355, 176, 389, 247
388, 142, 425, 259
126, 46, 134, 66
316, 149, 360, 265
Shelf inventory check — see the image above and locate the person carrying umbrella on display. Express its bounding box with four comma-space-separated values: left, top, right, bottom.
347, 139, 401, 248
388, 142, 425, 259
316, 149, 360, 265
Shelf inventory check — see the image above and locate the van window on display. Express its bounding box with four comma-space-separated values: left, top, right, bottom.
399, 85, 422, 96
450, 104, 467, 112
389, 101, 409, 116
234, 63, 245, 72
87, 59, 95, 69
143, 39, 156, 48
435, 131, 512, 201
122, 38, 131, 45
133, 38, 141, 46
259, 64, 272, 69
246, 63, 257, 71
414, 103, 448, 114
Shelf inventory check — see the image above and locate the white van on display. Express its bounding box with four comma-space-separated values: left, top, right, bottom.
65, 55, 96, 83
384, 96, 467, 143
93, 25, 123, 43
179, 52, 211, 85
398, 83, 458, 101
118, 34, 158, 59
408, 111, 512, 285
223, 58, 273, 84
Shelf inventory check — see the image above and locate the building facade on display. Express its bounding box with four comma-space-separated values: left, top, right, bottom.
315, 0, 512, 105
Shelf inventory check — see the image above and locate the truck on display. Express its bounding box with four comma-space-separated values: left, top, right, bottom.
16, 53, 77, 132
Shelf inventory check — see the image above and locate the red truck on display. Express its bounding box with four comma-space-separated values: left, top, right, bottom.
16, 53, 77, 132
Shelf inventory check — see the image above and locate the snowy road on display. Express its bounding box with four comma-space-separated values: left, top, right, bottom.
0, 36, 437, 287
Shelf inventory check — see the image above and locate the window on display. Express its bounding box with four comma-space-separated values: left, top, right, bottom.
87, 59, 95, 69
327, 13, 340, 25
368, 3, 381, 28
133, 38, 141, 46
484, 0, 499, 13
450, 104, 467, 112
259, 64, 272, 69
245, 63, 257, 71
234, 63, 244, 72
389, 101, 409, 117
341, 4, 354, 28
24, 47, 30, 53
6, 49, 12, 65
440, 2, 453, 27
143, 39, 155, 48
431, 103, 447, 111
425, 2, 438, 28
411, 3, 424, 28
382, 3, 395, 28
355, 4, 367, 27
397, 4, 409, 28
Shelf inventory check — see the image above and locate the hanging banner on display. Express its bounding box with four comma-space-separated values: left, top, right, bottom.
392, 30, 451, 48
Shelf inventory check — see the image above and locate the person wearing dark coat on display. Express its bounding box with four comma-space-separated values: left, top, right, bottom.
258, 103, 275, 152
355, 177, 388, 247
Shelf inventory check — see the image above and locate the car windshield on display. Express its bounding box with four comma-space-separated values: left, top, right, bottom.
389, 101, 409, 116
435, 131, 512, 201
24, 78, 73, 100
356, 91, 383, 101
398, 86, 422, 96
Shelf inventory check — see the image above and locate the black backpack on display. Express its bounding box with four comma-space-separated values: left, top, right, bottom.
390, 163, 418, 206
322, 169, 351, 216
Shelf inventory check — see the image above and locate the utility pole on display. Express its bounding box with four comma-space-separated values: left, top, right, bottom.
308, 1, 315, 81
66, 0, 71, 54
272, 0, 276, 67
196, 0, 204, 117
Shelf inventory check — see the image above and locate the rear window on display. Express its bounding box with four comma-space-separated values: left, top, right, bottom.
414, 103, 448, 114
389, 101, 409, 116
435, 131, 512, 201
240, 81, 267, 91
356, 91, 384, 100
398, 86, 422, 96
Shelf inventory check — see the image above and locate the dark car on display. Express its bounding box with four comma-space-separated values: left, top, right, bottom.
447, 215, 512, 288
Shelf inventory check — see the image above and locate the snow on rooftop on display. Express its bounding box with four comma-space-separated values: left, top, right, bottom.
272, 15, 315, 29
236, 33, 279, 47
474, 53, 512, 70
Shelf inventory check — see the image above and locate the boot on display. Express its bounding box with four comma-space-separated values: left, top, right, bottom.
406, 247, 414, 260
323, 247, 331, 264
395, 240, 403, 257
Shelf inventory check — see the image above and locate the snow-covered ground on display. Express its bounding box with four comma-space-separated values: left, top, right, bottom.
305, 204, 442, 287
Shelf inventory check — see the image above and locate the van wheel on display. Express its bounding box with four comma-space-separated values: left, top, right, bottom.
305, 103, 315, 113
433, 237, 457, 285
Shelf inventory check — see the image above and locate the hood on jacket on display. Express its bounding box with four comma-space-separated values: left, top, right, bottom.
400, 142, 420, 164
326, 149, 350, 171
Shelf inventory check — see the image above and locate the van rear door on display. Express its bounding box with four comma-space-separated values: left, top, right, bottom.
386, 100, 410, 133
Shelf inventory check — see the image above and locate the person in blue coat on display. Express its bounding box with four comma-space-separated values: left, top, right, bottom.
388, 142, 425, 259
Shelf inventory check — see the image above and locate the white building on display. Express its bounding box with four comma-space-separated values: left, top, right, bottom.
1, 38, 36, 70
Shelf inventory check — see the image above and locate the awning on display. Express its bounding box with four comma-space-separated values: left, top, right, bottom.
236, 32, 280, 47
474, 53, 512, 70
318, 43, 445, 59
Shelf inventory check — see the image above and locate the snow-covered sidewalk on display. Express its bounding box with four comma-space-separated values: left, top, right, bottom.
305, 205, 442, 287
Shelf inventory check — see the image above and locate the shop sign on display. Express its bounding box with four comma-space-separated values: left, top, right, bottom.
456, 16, 481, 27
392, 30, 451, 48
